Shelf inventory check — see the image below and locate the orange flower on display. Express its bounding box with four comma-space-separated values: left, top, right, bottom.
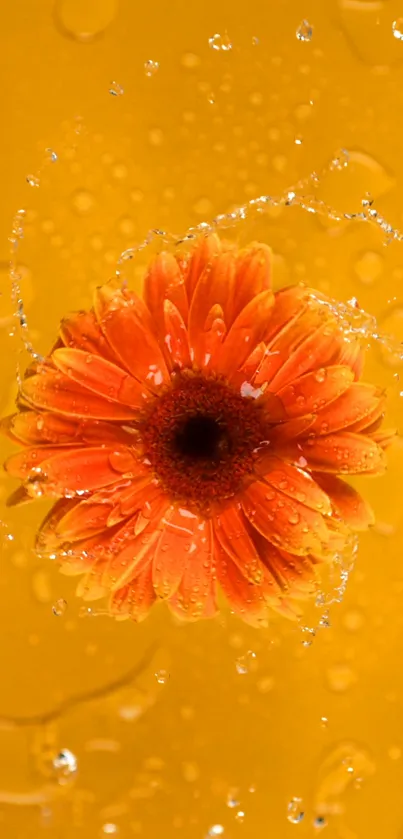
2, 235, 394, 625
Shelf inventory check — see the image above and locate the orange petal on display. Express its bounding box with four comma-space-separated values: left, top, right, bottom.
60, 309, 118, 363
368, 428, 397, 450
188, 250, 235, 355
275, 366, 354, 418
277, 432, 386, 474
192, 305, 226, 370
256, 306, 327, 386
168, 533, 217, 622
103, 526, 161, 592
39, 446, 137, 494
241, 479, 330, 556
266, 415, 316, 444
254, 531, 318, 595
185, 233, 222, 301
110, 564, 157, 621
2, 412, 139, 448
232, 243, 272, 319
264, 285, 309, 344
215, 543, 269, 627
313, 473, 374, 531
231, 342, 267, 390
143, 252, 188, 327
309, 384, 383, 435
161, 300, 191, 370
21, 370, 139, 421
254, 454, 331, 514
268, 320, 342, 392
336, 339, 364, 380
53, 348, 152, 408
214, 290, 275, 378
94, 286, 169, 389
5, 445, 82, 480
152, 506, 203, 598
214, 504, 265, 584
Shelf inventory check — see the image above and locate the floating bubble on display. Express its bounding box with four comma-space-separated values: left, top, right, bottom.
26, 174, 40, 188
235, 650, 256, 675
155, 669, 169, 684
287, 797, 305, 823
392, 19, 403, 41
144, 59, 160, 77
109, 80, 124, 96
209, 33, 232, 51
52, 749, 78, 783
52, 598, 67, 617
296, 20, 313, 42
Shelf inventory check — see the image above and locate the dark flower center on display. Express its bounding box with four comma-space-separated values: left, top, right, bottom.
174, 415, 229, 460
141, 374, 269, 512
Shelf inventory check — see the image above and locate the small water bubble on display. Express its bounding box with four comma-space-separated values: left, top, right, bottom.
209, 32, 232, 51
226, 789, 240, 809
287, 797, 305, 824
155, 669, 169, 684
235, 811, 245, 823
294, 135, 303, 145
320, 716, 329, 728
109, 80, 124, 97
235, 650, 256, 675
313, 816, 327, 831
45, 148, 58, 163
144, 59, 160, 77
207, 827, 225, 837
26, 174, 40, 188
392, 19, 403, 41
52, 598, 67, 617
296, 20, 313, 42
52, 749, 77, 783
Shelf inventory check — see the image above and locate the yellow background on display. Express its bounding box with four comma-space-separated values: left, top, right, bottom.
1, 0, 403, 836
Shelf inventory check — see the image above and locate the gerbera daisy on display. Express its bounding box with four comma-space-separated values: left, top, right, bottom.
2, 235, 394, 625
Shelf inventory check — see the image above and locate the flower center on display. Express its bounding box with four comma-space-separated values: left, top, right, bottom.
141, 374, 268, 511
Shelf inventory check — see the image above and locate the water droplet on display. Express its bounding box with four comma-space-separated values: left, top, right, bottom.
313, 816, 327, 831
52, 749, 78, 783
296, 20, 313, 42
155, 669, 169, 684
55, 0, 117, 42
226, 789, 240, 808
45, 148, 58, 162
109, 80, 124, 97
294, 135, 303, 145
235, 650, 256, 675
72, 189, 95, 215
209, 32, 232, 51
207, 827, 224, 837
326, 663, 356, 692
235, 811, 245, 823
101, 825, 119, 836
320, 716, 328, 728
354, 250, 383, 285
26, 174, 40, 188
52, 598, 67, 617
252, 36, 259, 46
392, 19, 403, 41
287, 797, 305, 823
144, 59, 160, 77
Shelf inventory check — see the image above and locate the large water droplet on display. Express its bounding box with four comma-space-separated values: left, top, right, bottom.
235, 650, 257, 675
52, 749, 78, 783
287, 797, 305, 823
392, 19, 403, 41
52, 598, 67, 617
296, 20, 313, 42
208, 32, 232, 51
144, 59, 160, 77
55, 0, 118, 42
